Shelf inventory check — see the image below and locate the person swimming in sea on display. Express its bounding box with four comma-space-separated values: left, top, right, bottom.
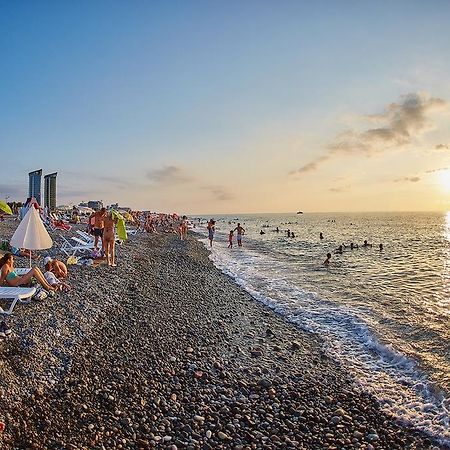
362, 240, 372, 248
350, 242, 358, 250
334, 245, 343, 254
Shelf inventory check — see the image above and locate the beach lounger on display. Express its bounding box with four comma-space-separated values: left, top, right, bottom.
0, 287, 36, 317
60, 235, 92, 256
77, 230, 123, 245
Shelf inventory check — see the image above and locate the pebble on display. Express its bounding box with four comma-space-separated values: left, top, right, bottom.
217, 431, 229, 440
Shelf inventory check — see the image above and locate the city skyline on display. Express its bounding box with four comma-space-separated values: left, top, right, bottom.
1, 2, 450, 213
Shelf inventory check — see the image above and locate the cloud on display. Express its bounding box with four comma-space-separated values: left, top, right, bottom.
394, 176, 421, 183
291, 92, 447, 176
201, 185, 235, 201
97, 176, 135, 189
329, 186, 350, 193
146, 165, 194, 184
435, 143, 449, 151
289, 155, 331, 175
425, 167, 448, 174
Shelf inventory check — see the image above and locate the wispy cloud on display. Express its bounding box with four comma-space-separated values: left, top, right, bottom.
201, 185, 235, 201
291, 92, 447, 176
329, 185, 351, 193
97, 176, 135, 189
435, 143, 449, 151
394, 176, 421, 183
425, 167, 448, 174
146, 165, 194, 184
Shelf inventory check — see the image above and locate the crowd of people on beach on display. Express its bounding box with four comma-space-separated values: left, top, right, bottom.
0, 206, 190, 337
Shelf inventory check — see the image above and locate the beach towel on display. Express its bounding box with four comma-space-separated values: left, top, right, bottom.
111, 210, 127, 241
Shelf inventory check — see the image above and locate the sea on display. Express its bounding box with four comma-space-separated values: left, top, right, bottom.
193, 212, 450, 445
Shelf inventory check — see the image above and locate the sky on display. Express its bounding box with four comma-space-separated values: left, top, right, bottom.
1, 0, 450, 213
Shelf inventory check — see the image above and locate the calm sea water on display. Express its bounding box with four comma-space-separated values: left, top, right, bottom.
193, 212, 450, 445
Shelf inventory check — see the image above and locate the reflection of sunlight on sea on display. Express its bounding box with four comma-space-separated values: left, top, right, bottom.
194, 212, 450, 445
441, 212, 450, 313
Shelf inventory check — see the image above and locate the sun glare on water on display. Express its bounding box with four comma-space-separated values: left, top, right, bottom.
438, 170, 450, 192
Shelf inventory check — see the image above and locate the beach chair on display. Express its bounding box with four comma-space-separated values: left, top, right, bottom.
77, 229, 123, 246
76, 230, 95, 244
60, 235, 92, 256
0, 287, 36, 318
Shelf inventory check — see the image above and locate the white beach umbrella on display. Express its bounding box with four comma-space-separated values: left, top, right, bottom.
10, 206, 53, 267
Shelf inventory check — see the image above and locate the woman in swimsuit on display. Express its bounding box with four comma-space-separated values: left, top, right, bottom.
0, 253, 55, 291
102, 212, 118, 266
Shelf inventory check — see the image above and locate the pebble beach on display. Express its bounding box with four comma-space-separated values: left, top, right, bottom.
0, 219, 446, 450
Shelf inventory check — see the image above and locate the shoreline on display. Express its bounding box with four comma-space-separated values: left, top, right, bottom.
0, 220, 446, 449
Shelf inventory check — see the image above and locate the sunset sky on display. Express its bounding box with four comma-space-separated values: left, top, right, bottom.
1, 1, 450, 213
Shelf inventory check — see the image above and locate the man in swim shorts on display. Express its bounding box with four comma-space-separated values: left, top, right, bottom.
233, 223, 245, 247
90, 208, 107, 251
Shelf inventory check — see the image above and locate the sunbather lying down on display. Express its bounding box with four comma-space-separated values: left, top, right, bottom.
9, 245, 38, 259
0, 253, 56, 291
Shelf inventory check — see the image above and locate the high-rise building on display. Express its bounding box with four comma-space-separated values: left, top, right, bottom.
44, 172, 57, 211
28, 169, 42, 204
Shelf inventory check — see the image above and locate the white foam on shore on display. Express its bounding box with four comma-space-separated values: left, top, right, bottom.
199, 236, 450, 445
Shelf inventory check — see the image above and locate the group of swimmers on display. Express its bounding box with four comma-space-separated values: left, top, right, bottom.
323, 238, 383, 266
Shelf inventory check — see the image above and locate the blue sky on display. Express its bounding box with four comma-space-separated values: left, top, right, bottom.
1, 1, 449, 212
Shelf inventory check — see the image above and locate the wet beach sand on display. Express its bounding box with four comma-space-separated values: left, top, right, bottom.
0, 219, 446, 449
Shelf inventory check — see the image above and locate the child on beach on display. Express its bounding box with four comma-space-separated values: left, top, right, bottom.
228, 230, 234, 248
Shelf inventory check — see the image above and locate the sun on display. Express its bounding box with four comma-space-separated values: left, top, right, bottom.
438, 170, 450, 192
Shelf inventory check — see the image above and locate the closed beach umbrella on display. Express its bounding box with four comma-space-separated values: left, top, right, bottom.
10, 206, 53, 266
0, 200, 13, 215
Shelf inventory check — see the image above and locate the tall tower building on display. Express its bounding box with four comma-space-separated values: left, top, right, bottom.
44, 172, 57, 211
28, 169, 42, 204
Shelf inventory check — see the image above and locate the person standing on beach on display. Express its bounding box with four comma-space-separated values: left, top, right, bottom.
323, 253, 331, 266
207, 219, 215, 247
228, 230, 234, 248
179, 215, 188, 240
103, 212, 118, 266
90, 208, 107, 251
233, 223, 245, 247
